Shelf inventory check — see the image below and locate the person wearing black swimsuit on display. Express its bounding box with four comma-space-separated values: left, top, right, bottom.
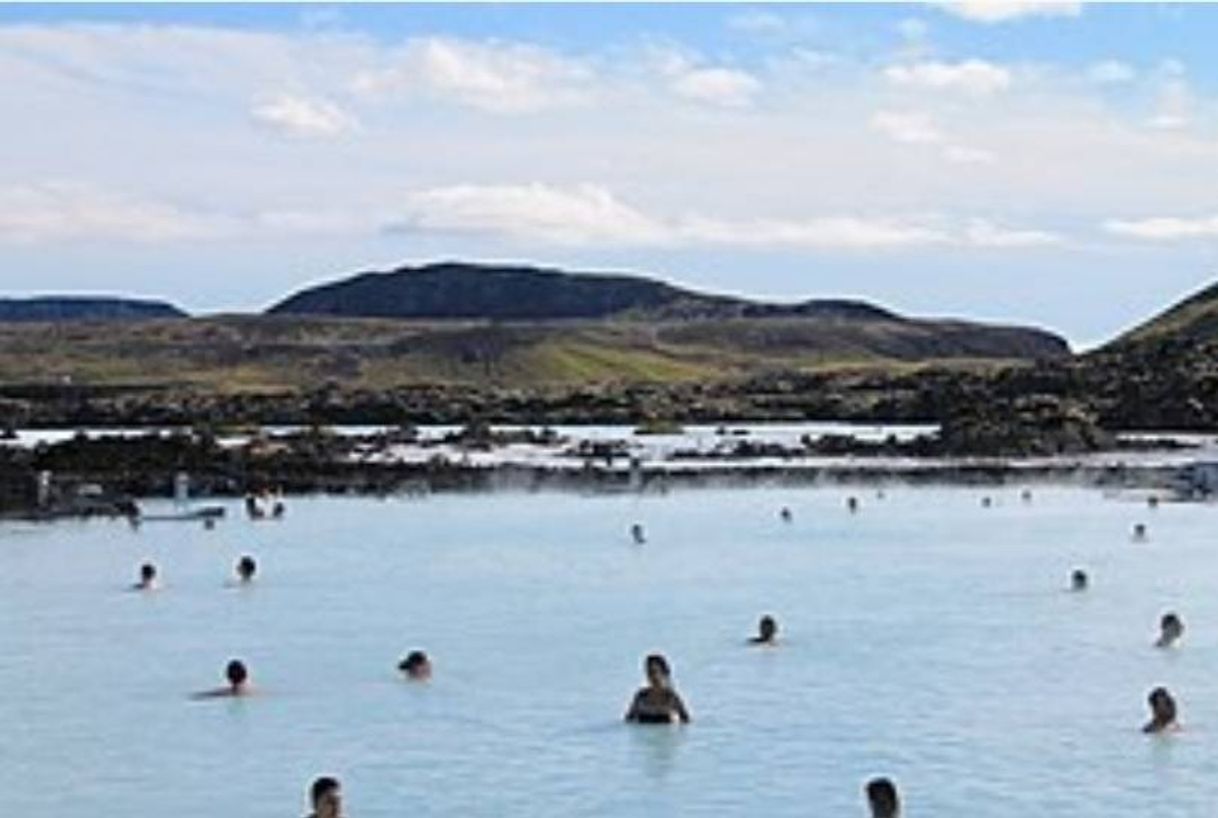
624, 653, 690, 724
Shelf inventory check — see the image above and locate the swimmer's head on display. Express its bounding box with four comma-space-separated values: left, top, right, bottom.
981, 496, 992, 508
758, 615, 778, 643
310, 776, 341, 818
225, 659, 249, 690
1070, 569, 1088, 591
236, 555, 257, 582
847, 497, 859, 511
1147, 686, 1177, 728
865, 777, 900, 817
645, 653, 672, 686
138, 562, 157, 586
1160, 612, 1184, 643
1133, 523, 1147, 539
398, 650, 431, 680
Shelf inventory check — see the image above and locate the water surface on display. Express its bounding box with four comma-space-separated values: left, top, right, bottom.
3, 485, 1216, 816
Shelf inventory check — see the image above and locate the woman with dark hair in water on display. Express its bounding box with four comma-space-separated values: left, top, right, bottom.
865, 777, 900, 817
132, 562, 158, 591
398, 650, 432, 681
306, 776, 342, 818
624, 653, 690, 724
750, 615, 779, 646
193, 659, 253, 699
1142, 686, 1179, 734
1155, 613, 1184, 648
236, 555, 257, 583
1070, 568, 1088, 592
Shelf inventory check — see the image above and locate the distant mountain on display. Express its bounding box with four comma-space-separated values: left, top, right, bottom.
0, 297, 186, 323
1102, 279, 1218, 349
266, 261, 1068, 360
267, 261, 901, 322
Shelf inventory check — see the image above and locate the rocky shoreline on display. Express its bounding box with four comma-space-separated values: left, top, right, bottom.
0, 417, 1206, 521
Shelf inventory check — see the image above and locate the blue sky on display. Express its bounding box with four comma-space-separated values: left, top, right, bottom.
2, 2, 1217, 347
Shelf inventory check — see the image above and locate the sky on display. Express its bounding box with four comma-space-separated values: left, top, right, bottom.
2, 2, 1218, 348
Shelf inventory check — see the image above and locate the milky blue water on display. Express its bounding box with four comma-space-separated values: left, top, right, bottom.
3, 484, 1218, 817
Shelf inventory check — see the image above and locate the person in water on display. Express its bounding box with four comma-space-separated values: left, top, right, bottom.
750, 615, 779, 646
624, 653, 690, 724
847, 496, 860, 513
244, 493, 264, 520
981, 495, 993, 508
1070, 568, 1088, 592
133, 562, 158, 591
1155, 612, 1185, 648
1133, 523, 1148, 541
306, 776, 342, 818
865, 777, 900, 817
193, 659, 252, 698
398, 650, 432, 680
779, 507, 793, 523
1143, 686, 1179, 734
631, 523, 646, 544
236, 555, 257, 583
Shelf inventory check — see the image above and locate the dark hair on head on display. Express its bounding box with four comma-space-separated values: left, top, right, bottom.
140, 562, 157, 579
237, 555, 257, 576
865, 777, 900, 815
225, 659, 248, 686
398, 650, 428, 672
1149, 686, 1177, 719
760, 614, 777, 628
645, 653, 671, 677
1161, 612, 1181, 628
310, 776, 340, 806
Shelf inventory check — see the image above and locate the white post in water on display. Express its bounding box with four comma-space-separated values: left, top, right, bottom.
36, 470, 52, 507
174, 471, 190, 505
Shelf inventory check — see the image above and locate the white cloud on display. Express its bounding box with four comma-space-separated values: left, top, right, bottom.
391, 183, 669, 246
669, 66, 761, 108
931, 2, 1082, 24
385, 182, 1056, 251
677, 215, 949, 249
0, 183, 233, 243
251, 94, 356, 138
646, 48, 762, 108
1104, 214, 1218, 241
963, 218, 1060, 247
352, 37, 591, 114
1087, 60, 1135, 84
871, 110, 943, 144
884, 59, 1012, 95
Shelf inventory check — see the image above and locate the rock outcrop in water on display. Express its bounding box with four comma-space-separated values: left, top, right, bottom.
936, 396, 1114, 457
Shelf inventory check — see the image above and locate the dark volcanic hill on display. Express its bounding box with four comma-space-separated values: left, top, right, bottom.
267, 261, 1069, 360
0, 297, 186, 322
269, 261, 901, 322
1101, 279, 1218, 349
